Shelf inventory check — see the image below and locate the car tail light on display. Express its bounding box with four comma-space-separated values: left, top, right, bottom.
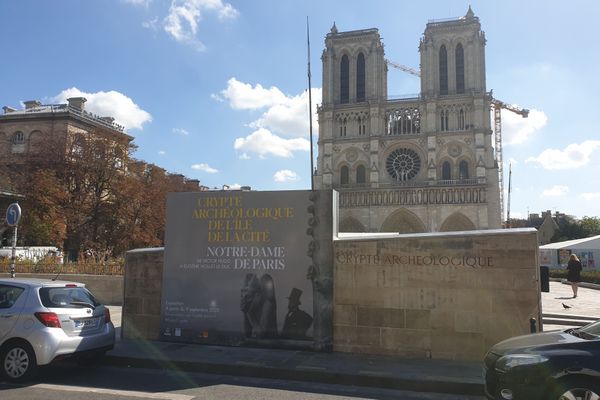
104, 308, 111, 324
35, 312, 61, 328
65, 284, 77, 288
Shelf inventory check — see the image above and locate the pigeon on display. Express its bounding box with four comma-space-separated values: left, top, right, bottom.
562, 303, 571, 309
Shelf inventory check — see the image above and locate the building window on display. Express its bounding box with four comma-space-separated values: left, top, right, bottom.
439, 45, 448, 95
339, 118, 347, 137
11, 131, 25, 153
12, 131, 24, 144
455, 43, 465, 94
459, 160, 469, 179
340, 166, 349, 185
341, 55, 349, 104
356, 52, 365, 102
356, 165, 366, 184
442, 161, 451, 180
440, 110, 449, 131
386, 148, 421, 181
458, 109, 465, 130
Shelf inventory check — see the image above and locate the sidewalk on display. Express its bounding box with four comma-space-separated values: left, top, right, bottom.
104, 281, 598, 396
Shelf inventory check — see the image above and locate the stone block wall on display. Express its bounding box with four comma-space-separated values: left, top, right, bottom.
122, 248, 164, 340
333, 228, 540, 361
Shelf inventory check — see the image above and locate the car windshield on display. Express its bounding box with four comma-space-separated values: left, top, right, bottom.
40, 287, 100, 309
575, 320, 600, 338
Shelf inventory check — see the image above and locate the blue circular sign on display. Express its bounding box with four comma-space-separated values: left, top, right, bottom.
6, 203, 21, 227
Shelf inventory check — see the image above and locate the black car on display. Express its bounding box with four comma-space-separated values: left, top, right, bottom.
484, 320, 600, 400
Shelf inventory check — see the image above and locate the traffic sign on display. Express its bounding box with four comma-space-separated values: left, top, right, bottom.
6, 203, 21, 226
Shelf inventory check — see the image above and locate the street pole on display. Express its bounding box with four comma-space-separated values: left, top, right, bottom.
10, 225, 17, 278
5, 202, 22, 278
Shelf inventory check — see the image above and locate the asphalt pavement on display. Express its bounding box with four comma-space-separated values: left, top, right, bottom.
105, 281, 599, 397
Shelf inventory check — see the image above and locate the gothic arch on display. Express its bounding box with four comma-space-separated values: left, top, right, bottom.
380, 208, 426, 233
439, 212, 476, 232
339, 216, 366, 233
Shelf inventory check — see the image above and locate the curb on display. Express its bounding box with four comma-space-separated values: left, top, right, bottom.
104, 354, 485, 396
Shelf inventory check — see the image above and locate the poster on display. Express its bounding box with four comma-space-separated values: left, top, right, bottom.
558, 249, 571, 267
160, 190, 316, 346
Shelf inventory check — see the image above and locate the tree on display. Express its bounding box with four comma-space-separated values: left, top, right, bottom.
580, 216, 600, 237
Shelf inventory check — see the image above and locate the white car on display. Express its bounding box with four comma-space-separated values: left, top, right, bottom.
0, 278, 115, 381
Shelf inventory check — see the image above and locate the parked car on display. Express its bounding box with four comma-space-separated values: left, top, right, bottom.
0, 278, 115, 381
484, 320, 600, 400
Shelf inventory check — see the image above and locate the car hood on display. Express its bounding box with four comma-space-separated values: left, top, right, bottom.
490, 330, 584, 355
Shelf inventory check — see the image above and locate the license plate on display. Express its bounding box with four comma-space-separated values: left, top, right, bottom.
74, 317, 99, 329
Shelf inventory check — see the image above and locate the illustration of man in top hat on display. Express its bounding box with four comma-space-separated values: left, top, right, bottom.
281, 288, 313, 340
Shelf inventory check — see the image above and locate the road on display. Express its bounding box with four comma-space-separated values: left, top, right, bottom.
0, 362, 484, 400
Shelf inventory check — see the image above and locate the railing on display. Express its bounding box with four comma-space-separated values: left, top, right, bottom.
338, 185, 488, 208
68, 106, 126, 132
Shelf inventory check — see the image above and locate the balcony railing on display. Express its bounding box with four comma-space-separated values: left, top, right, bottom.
338, 185, 488, 208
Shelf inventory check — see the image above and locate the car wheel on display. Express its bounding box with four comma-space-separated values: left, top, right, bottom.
1, 341, 37, 382
554, 379, 600, 400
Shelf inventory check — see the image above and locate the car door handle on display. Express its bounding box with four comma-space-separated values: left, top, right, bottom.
0, 314, 15, 318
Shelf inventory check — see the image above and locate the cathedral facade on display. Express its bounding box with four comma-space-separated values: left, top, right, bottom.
314, 7, 502, 233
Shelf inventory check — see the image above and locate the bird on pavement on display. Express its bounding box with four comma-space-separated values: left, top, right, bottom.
562, 303, 572, 309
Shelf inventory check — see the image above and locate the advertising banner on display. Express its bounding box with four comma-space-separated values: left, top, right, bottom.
160, 190, 317, 346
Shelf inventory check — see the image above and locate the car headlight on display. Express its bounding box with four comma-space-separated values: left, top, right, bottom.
495, 354, 548, 372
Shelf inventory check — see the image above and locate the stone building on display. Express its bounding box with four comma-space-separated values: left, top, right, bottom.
314, 7, 502, 233
0, 97, 133, 168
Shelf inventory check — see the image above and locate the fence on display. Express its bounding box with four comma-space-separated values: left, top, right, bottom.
0, 259, 123, 276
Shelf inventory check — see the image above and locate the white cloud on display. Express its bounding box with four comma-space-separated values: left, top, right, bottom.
191, 163, 218, 173
580, 192, 600, 201
173, 128, 190, 135
51, 87, 152, 130
542, 185, 569, 197
502, 108, 547, 145
234, 128, 310, 158
525, 140, 600, 170
251, 89, 322, 138
123, 0, 151, 6
163, 0, 238, 51
158, 150, 166, 155
217, 78, 321, 159
239, 152, 250, 160
274, 170, 299, 183
142, 17, 160, 31
217, 78, 288, 110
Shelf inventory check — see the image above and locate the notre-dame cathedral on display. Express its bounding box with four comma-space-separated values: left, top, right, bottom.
314, 7, 502, 233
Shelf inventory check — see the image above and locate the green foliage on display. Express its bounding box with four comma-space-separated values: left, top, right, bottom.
549, 269, 600, 284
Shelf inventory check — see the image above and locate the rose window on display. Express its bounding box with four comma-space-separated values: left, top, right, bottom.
386, 148, 421, 181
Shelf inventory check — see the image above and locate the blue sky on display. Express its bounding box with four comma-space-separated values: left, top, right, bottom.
1, 0, 599, 220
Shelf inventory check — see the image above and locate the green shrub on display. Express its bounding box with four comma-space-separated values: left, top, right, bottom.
549, 269, 600, 284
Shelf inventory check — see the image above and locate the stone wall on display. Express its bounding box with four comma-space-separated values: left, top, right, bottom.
333, 228, 540, 361
0, 273, 123, 305
122, 248, 163, 340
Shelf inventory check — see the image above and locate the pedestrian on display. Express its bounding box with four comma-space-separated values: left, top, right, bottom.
567, 253, 583, 298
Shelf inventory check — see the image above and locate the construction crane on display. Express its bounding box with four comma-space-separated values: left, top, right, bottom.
490, 98, 529, 227
385, 59, 421, 77
386, 59, 530, 227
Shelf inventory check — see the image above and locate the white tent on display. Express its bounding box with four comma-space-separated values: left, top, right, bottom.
539, 235, 600, 270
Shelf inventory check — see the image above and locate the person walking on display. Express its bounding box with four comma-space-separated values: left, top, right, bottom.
567, 253, 583, 298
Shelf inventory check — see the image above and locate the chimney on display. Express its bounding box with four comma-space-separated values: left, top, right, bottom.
24, 100, 41, 110
67, 97, 87, 111
3, 106, 16, 114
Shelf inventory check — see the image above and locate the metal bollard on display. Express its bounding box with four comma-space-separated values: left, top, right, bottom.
530, 317, 537, 333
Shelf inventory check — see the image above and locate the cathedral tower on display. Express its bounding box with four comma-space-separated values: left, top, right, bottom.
315, 7, 501, 233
